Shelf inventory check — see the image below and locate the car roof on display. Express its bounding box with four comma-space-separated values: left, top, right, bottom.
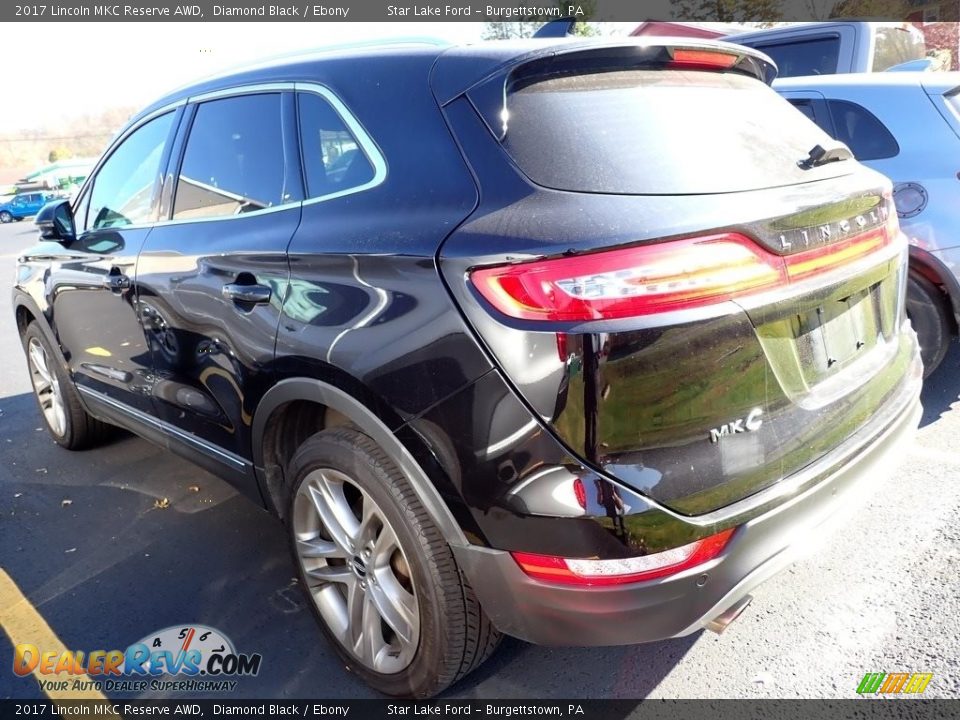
133, 35, 777, 124
774, 71, 960, 95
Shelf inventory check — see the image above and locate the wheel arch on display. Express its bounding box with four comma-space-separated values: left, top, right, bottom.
251, 376, 469, 548
908, 245, 960, 333
13, 293, 64, 353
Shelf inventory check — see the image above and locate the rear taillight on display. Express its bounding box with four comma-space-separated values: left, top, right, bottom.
512, 528, 736, 586
471, 227, 895, 323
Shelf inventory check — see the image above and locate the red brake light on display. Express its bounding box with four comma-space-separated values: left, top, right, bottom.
668, 48, 739, 71
572, 478, 587, 510
472, 234, 784, 322
471, 228, 894, 323
512, 528, 736, 586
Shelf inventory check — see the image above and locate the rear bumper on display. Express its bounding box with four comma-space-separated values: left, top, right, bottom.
453, 365, 922, 646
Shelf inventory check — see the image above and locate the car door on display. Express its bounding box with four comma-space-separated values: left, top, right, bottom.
26, 193, 45, 215
51, 109, 180, 415
10, 195, 30, 218
135, 89, 301, 486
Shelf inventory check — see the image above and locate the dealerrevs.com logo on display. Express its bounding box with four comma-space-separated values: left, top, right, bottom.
13, 624, 262, 693
857, 672, 934, 695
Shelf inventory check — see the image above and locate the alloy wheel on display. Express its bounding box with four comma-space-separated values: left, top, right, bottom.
0, 212, 12, 223
27, 337, 66, 437
293, 468, 420, 674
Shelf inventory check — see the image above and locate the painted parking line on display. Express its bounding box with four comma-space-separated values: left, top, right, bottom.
0, 567, 110, 706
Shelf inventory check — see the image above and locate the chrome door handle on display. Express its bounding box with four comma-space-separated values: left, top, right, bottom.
222, 283, 272, 305
104, 273, 130, 292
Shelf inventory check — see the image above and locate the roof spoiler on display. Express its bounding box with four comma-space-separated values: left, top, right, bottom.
432, 38, 778, 106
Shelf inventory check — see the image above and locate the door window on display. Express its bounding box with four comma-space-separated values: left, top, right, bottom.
88, 112, 175, 230
173, 93, 288, 220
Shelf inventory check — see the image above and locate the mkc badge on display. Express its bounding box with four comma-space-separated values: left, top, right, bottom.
710, 408, 763, 443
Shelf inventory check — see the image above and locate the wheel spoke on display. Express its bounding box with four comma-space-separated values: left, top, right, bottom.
355, 497, 381, 552
368, 573, 417, 645
358, 594, 383, 668
29, 342, 52, 385
307, 473, 359, 555
346, 577, 366, 651
51, 399, 66, 436
297, 536, 346, 560
373, 521, 399, 559
305, 563, 354, 585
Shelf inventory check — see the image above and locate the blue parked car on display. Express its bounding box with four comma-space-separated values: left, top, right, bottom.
0, 191, 59, 224
774, 72, 960, 377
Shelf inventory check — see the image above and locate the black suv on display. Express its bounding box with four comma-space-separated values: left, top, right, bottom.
16, 37, 922, 697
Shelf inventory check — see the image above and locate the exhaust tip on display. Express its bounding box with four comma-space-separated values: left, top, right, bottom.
704, 595, 753, 635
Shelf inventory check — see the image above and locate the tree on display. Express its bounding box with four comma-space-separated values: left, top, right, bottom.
829, 0, 909, 18
671, 0, 783, 23
48, 147, 73, 163
829, 0, 909, 19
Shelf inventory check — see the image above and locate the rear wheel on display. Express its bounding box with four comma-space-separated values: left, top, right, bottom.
22, 322, 112, 449
906, 274, 952, 378
287, 427, 500, 697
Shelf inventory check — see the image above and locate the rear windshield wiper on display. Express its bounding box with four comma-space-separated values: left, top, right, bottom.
798, 142, 853, 169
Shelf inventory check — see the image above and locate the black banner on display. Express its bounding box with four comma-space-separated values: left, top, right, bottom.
2, 0, 953, 23
2, 701, 960, 720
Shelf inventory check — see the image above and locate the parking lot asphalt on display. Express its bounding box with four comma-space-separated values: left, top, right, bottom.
1, 218, 959, 700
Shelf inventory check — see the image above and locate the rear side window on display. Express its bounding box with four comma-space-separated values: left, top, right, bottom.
174, 93, 288, 220
297, 91, 376, 199
826, 100, 899, 161
751, 37, 840, 77
501, 69, 840, 196
89, 112, 174, 230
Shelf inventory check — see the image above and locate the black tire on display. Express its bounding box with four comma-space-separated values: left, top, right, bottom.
0, 211, 12, 223
22, 322, 113, 450
286, 427, 500, 698
906, 274, 952, 378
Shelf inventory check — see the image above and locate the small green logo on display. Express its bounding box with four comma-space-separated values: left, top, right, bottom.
857, 672, 932, 694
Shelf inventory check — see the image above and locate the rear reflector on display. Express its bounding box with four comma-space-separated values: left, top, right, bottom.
512, 527, 736, 586
471, 224, 896, 322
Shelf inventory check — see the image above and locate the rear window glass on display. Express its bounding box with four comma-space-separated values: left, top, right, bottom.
750, 37, 840, 77
826, 100, 899, 161
501, 69, 841, 196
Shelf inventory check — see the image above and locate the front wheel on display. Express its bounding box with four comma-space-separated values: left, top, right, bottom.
22, 322, 112, 449
0, 211, 13, 223
906, 274, 952, 378
287, 427, 500, 697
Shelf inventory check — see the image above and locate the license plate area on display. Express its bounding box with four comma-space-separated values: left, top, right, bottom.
794, 284, 881, 382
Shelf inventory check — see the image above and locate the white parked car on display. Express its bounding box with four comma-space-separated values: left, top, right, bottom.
775, 72, 960, 376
